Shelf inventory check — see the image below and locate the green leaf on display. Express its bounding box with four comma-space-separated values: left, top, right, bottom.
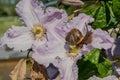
112, 0, 120, 19
77, 49, 113, 79
77, 59, 99, 80
104, 1, 116, 29
84, 48, 100, 64
82, 3, 108, 28
92, 5, 108, 29
104, 1, 111, 24
66, 6, 77, 15
81, 3, 100, 17
81, 1, 115, 29
96, 59, 112, 77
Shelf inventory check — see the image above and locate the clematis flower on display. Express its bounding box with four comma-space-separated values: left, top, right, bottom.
88, 75, 118, 80
0, 0, 67, 51
32, 13, 114, 80
108, 39, 120, 76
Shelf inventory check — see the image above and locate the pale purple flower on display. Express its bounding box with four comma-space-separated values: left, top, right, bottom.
32, 39, 79, 80
68, 14, 114, 52
88, 75, 118, 80
91, 29, 114, 50
0, 0, 67, 51
109, 39, 120, 76
32, 13, 114, 80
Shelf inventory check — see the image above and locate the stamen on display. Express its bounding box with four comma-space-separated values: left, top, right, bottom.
66, 45, 79, 58
32, 24, 46, 39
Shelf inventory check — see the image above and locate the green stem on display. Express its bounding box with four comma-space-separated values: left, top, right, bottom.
27, 49, 32, 59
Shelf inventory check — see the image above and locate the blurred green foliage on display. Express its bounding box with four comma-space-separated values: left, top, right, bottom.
0, 0, 19, 17
0, 76, 3, 80
0, 17, 21, 37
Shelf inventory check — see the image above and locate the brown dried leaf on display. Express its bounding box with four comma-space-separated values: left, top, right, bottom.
9, 58, 26, 80
30, 60, 49, 80
62, 0, 84, 6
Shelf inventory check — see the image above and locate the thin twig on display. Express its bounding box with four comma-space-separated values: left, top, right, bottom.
113, 19, 120, 28
110, 19, 120, 36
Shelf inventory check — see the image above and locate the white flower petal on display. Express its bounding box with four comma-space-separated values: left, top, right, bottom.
16, 0, 45, 27
32, 52, 65, 67
54, 57, 78, 80
1, 26, 34, 51
88, 75, 118, 80
43, 7, 68, 39
91, 29, 114, 50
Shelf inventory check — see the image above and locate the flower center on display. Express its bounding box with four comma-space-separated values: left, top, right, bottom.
66, 45, 79, 58
32, 24, 46, 39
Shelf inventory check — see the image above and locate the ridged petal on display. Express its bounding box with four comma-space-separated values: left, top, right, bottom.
91, 29, 114, 50
16, 0, 45, 27
0, 26, 34, 51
